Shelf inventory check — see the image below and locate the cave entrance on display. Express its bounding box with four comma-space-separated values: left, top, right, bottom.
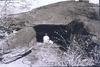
33, 20, 94, 52
34, 24, 66, 42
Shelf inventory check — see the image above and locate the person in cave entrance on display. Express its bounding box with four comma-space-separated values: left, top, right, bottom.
43, 33, 53, 44
43, 33, 50, 43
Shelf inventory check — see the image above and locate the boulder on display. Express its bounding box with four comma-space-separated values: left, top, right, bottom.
2, 47, 33, 64
7, 27, 36, 49
0, 27, 36, 53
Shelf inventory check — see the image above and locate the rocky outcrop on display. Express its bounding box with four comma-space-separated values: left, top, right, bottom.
7, 27, 36, 49
2, 47, 33, 64
0, 1, 99, 66
0, 27, 36, 54
1, 1, 99, 39
1, 1, 99, 27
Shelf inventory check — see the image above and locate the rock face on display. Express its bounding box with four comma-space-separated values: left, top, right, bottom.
2, 1, 99, 26
0, 1, 100, 66
78, 0, 89, 2
2, 47, 33, 64
1, 1, 99, 39
0, 27, 36, 53
8, 27, 36, 49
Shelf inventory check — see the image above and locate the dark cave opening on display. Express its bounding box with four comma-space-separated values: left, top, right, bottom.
34, 24, 67, 43
33, 20, 90, 45
34, 24, 70, 51
33, 20, 98, 54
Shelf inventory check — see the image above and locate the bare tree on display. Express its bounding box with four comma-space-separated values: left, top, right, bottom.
0, 0, 15, 26
0, 0, 32, 27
